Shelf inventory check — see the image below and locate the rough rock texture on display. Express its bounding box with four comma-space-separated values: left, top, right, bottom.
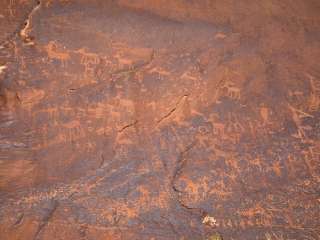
0, 0, 320, 239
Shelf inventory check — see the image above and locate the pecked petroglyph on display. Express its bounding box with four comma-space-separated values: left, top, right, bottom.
0, 1, 319, 239
43, 41, 70, 67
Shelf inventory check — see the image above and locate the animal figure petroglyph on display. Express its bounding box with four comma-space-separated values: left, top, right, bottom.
181, 72, 198, 81
75, 48, 100, 76
75, 48, 99, 65
220, 68, 241, 100
44, 41, 70, 67
222, 81, 241, 100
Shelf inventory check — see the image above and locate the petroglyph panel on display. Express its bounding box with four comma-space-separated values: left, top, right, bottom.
0, 0, 319, 239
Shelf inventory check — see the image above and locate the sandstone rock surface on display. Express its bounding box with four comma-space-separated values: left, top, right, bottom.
0, 0, 319, 239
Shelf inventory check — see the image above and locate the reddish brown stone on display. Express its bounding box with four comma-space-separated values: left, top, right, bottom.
0, 0, 319, 239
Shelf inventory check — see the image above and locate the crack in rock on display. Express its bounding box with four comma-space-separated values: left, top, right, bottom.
157, 94, 188, 125
20, 0, 42, 45
33, 200, 59, 240
118, 120, 138, 133
171, 140, 197, 188
170, 140, 206, 216
12, 213, 24, 227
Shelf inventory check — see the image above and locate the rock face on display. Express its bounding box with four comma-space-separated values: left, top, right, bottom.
0, 0, 319, 239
